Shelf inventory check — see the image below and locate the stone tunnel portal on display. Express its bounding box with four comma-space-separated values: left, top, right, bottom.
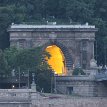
8, 24, 98, 74
45, 45, 67, 75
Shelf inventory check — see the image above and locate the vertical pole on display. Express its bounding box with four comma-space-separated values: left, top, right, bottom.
54, 73, 56, 93
31, 73, 36, 91
18, 67, 20, 89
32, 73, 35, 84
104, 43, 106, 65
28, 69, 29, 89
105, 50, 106, 66
51, 74, 53, 93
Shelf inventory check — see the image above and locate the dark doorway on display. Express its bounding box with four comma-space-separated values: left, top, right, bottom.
67, 87, 73, 95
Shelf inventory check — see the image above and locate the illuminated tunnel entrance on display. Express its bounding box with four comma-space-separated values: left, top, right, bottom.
45, 45, 67, 75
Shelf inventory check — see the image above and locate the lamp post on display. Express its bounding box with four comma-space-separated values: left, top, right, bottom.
54, 73, 57, 94
51, 75, 53, 93
28, 69, 30, 89
51, 71, 54, 93
18, 67, 21, 89
32, 73, 35, 84
31, 73, 36, 91
104, 42, 106, 66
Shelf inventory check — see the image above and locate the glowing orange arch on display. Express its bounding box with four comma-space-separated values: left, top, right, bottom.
45, 45, 67, 75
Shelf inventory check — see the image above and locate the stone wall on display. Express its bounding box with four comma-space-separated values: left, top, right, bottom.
0, 89, 106, 107
35, 97, 107, 107
0, 89, 31, 107
56, 75, 107, 97
0, 103, 30, 107
56, 76, 97, 97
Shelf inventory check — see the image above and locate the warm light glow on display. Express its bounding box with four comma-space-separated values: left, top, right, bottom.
45, 45, 67, 75
12, 85, 15, 88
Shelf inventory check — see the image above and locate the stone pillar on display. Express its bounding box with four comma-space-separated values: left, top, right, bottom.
31, 91, 38, 107
89, 40, 95, 59
31, 91, 43, 107
30, 73, 42, 107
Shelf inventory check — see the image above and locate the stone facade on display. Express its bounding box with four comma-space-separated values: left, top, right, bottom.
8, 24, 98, 73
0, 89, 107, 107
56, 75, 107, 97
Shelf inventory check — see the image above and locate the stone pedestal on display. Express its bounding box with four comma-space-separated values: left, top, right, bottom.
31, 83, 36, 91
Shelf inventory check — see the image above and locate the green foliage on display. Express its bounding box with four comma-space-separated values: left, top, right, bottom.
0, 0, 107, 65
36, 70, 52, 92
0, 49, 8, 75
15, 47, 51, 71
3, 47, 52, 92
72, 68, 85, 75
66, 0, 95, 23
4, 46, 51, 72
4, 47, 19, 71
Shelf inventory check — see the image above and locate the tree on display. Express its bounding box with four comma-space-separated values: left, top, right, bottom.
14, 47, 52, 92
72, 68, 85, 75
36, 70, 52, 92
66, 0, 95, 23
4, 47, 19, 72
4, 46, 52, 92
0, 49, 8, 76
14, 47, 50, 70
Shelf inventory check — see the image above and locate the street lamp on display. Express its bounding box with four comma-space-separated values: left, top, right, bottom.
12, 85, 15, 89
32, 73, 35, 84
50, 71, 57, 93
51, 72, 53, 93
31, 73, 36, 91
27, 69, 30, 89
54, 72, 57, 94
18, 67, 21, 89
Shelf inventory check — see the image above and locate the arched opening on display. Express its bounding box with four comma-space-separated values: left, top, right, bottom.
45, 45, 67, 75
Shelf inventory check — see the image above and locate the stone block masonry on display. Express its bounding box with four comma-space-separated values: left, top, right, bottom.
37, 97, 107, 107
0, 89, 106, 107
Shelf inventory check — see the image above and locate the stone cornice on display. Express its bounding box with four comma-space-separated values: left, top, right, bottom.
7, 24, 98, 32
